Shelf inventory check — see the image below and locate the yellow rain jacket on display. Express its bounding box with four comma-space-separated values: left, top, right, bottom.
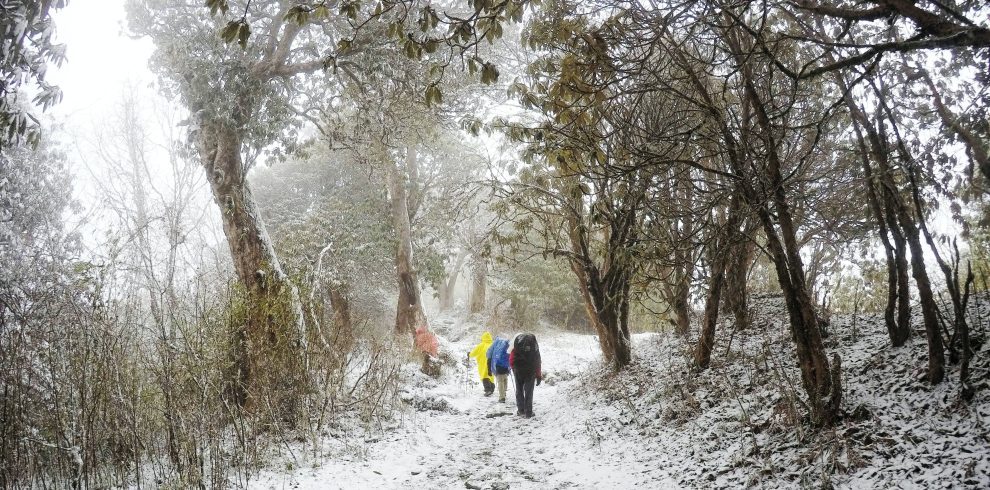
469, 332, 495, 382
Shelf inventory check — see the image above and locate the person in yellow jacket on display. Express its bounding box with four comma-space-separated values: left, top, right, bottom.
468, 331, 495, 396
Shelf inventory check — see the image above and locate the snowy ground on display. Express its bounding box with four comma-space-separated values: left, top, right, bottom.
252, 322, 677, 489
251, 297, 990, 489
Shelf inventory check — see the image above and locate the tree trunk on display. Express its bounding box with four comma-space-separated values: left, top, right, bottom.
723, 221, 755, 331
737, 52, 839, 425
672, 174, 695, 335
885, 197, 913, 346
438, 283, 452, 311
388, 146, 427, 334
695, 197, 743, 369
566, 188, 635, 369
695, 247, 728, 369
198, 118, 306, 417
328, 286, 352, 338
440, 248, 469, 311
868, 79, 945, 382
757, 204, 839, 424
572, 271, 632, 369
469, 257, 487, 314
677, 16, 839, 424
843, 88, 912, 346
897, 206, 946, 383
671, 271, 691, 336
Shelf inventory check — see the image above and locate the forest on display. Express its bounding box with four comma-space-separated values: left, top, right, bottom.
1, 0, 989, 488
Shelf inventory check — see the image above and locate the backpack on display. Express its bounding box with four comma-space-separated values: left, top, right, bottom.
488, 338, 510, 370
513, 333, 539, 368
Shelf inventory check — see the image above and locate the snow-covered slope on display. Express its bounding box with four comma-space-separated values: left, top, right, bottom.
572, 294, 990, 488
252, 299, 990, 489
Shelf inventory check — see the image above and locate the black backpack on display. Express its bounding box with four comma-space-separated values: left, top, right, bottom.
513, 333, 539, 368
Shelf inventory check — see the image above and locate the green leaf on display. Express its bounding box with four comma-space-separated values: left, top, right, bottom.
237, 22, 251, 49
284, 6, 309, 24
403, 38, 420, 59
425, 85, 443, 107
423, 38, 439, 54
206, 0, 229, 16
480, 62, 499, 84
340, 2, 358, 20
485, 21, 503, 43
220, 20, 240, 43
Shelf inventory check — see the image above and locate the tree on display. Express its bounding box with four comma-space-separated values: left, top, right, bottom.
0, 0, 67, 148
251, 146, 395, 339
507, 0, 846, 422
0, 139, 88, 486
128, 0, 526, 405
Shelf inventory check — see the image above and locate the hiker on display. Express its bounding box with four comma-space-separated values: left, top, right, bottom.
468, 331, 495, 396
486, 336, 511, 403
509, 333, 542, 417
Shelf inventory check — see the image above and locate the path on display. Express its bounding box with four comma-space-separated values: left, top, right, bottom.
252, 331, 677, 489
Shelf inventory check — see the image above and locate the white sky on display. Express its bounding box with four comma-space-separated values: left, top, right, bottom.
46, 1, 225, 259
49, 0, 156, 130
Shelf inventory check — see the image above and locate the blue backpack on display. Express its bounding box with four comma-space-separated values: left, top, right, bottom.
487, 338, 510, 371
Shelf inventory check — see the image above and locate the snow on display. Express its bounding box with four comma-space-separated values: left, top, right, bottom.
250, 297, 990, 489
251, 322, 677, 489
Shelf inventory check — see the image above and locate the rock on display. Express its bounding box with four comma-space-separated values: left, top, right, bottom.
465, 481, 483, 490
492, 482, 510, 490
411, 469, 421, 475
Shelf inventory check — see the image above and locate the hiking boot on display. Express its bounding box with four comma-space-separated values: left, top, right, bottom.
516, 410, 524, 416
498, 397, 506, 403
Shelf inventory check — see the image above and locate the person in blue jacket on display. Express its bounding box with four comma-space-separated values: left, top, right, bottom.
486, 336, 511, 403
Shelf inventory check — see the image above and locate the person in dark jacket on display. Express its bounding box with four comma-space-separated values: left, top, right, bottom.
509, 333, 542, 418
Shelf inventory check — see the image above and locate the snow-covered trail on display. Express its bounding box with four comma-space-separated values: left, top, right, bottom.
252, 331, 678, 489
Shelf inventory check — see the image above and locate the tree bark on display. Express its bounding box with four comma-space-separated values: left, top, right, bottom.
723, 221, 756, 331
671, 174, 695, 335
328, 286, 352, 338
387, 146, 427, 334
469, 257, 487, 314
842, 86, 912, 346
198, 118, 306, 416
730, 23, 840, 424
885, 194, 913, 345
863, 119, 944, 381
695, 197, 743, 369
869, 75, 948, 382
894, 196, 946, 383
695, 247, 727, 370
566, 185, 636, 369
439, 248, 468, 311
671, 270, 691, 336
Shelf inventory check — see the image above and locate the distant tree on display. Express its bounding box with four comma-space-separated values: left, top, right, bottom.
252, 147, 394, 339
127, 0, 526, 406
